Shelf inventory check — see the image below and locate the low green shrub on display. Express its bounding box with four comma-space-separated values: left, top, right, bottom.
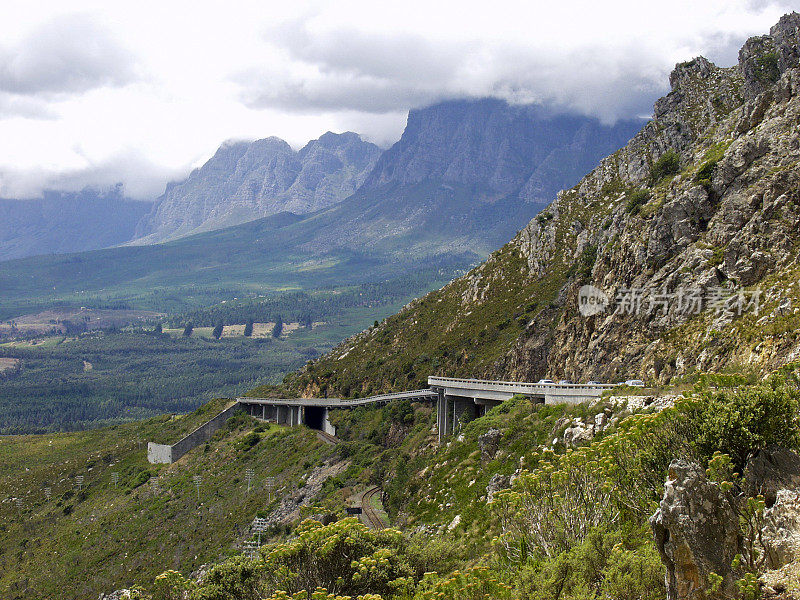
650, 150, 680, 184
625, 189, 651, 214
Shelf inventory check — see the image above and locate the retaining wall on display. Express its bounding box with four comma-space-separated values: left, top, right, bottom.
147, 402, 242, 464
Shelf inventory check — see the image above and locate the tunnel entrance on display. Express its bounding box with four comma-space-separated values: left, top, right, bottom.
304, 406, 325, 431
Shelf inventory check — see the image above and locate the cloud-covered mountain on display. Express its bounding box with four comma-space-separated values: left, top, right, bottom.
0, 188, 150, 261
134, 132, 382, 244
135, 98, 641, 255
296, 98, 642, 256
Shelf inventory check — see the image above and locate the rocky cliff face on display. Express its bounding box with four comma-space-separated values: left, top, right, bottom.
291, 99, 640, 261
362, 97, 640, 208
134, 132, 381, 244
496, 12, 800, 383
287, 13, 800, 398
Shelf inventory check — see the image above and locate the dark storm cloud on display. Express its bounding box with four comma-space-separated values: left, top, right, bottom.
0, 14, 138, 98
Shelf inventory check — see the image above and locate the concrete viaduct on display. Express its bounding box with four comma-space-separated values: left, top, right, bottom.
237, 377, 614, 444
150, 377, 613, 462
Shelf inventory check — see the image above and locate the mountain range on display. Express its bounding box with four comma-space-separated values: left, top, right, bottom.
0, 188, 150, 261
133, 131, 383, 244
0, 99, 640, 263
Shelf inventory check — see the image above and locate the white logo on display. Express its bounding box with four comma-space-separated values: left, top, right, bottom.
578, 285, 609, 317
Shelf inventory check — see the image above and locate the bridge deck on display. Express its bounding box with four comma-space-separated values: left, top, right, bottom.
237, 389, 437, 408
427, 376, 613, 395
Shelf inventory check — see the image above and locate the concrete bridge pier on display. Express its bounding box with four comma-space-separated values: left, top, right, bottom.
436, 392, 448, 444
453, 397, 478, 432
437, 394, 480, 442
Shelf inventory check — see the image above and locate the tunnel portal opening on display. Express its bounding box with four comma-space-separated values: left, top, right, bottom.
304, 406, 325, 431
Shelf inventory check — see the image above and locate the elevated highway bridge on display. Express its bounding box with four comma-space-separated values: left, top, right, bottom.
237, 377, 613, 443
152, 377, 614, 462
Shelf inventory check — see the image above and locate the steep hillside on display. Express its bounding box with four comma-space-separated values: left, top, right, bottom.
0, 188, 150, 262
288, 13, 800, 397
134, 132, 382, 243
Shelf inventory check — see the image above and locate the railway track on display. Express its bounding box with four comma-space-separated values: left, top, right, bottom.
361, 486, 386, 529
315, 430, 339, 445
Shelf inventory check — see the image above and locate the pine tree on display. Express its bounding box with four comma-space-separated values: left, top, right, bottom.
212, 321, 224, 339
183, 322, 193, 337
244, 319, 254, 337
272, 316, 283, 338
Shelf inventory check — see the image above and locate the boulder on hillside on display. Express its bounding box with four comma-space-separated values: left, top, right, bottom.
744, 445, 800, 506
479, 428, 503, 461
650, 460, 743, 600
486, 473, 511, 504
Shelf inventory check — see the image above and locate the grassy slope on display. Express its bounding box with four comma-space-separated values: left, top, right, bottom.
0, 404, 337, 600
0, 389, 603, 600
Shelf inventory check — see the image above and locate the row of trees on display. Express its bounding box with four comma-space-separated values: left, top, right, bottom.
175, 317, 285, 340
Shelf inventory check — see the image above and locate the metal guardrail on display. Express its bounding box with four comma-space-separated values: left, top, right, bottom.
238, 379, 613, 411
427, 376, 614, 392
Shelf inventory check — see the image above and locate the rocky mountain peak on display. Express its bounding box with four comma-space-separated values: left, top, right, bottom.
668, 56, 717, 90
739, 11, 800, 101
134, 133, 381, 243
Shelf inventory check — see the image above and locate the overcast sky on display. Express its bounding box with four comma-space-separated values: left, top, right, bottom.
0, 0, 795, 200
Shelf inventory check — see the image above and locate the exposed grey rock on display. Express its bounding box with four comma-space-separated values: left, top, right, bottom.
744, 445, 800, 506
763, 489, 800, 569
563, 421, 593, 447
478, 428, 503, 461
447, 514, 462, 530
135, 132, 381, 243
650, 460, 743, 600
486, 473, 511, 503
254, 459, 350, 527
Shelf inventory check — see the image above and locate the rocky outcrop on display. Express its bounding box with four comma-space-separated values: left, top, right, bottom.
134, 132, 381, 243
485, 473, 510, 503
650, 460, 743, 600
254, 459, 350, 527
652, 448, 800, 599
478, 428, 503, 461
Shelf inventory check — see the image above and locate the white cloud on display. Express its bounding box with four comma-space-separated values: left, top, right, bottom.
0, 13, 138, 97
0, 0, 795, 199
